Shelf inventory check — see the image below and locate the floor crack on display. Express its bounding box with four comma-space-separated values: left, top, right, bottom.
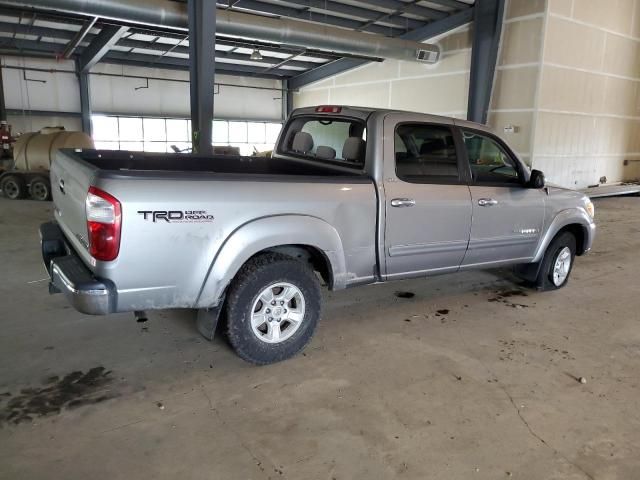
199, 385, 282, 479
453, 324, 595, 480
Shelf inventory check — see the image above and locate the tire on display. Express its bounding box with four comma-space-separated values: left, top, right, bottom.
29, 176, 51, 201
535, 231, 576, 291
226, 252, 322, 365
0, 175, 26, 199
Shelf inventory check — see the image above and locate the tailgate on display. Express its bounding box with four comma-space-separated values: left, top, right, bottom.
50, 150, 96, 259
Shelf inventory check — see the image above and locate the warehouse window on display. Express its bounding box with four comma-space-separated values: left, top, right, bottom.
91, 115, 282, 155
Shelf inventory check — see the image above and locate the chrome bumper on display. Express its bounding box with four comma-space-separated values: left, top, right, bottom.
40, 222, 116, 315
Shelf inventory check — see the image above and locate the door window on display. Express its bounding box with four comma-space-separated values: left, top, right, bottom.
463, 131, 521, 185
394, 124, 459, 183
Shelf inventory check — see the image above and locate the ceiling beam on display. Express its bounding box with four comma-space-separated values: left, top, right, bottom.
423, 0, 471, 11
254, 0, 425, 29
102, 51, 295, 78
78, 24, 129, 72
62, 16, 97, 58
226, 0, 407, 36
115, 37, 321, 70
0, 20, 341, 63
353, 0, 449, 20
288, 7, 474, 89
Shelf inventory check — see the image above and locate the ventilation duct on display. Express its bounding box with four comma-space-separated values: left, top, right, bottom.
0, 0, 440, 63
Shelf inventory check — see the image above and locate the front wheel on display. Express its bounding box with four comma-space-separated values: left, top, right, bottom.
226, 252, 322, 365
535, 231, 576, 291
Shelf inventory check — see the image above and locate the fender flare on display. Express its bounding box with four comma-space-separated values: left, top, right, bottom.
532, 207, 594, 263
195, 214, 348, 308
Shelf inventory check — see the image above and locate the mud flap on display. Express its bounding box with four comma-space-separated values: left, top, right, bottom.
196, 305, 223, 341
513, 262, 541, 282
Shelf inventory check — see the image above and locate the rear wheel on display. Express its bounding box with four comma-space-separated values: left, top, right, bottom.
0, 175, 26, 199
535, 231, 576, 291
226, 252, 321, 365
29, 176, 51, 201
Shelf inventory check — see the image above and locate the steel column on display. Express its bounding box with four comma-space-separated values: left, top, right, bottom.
467, 0, 505, 124
188, 0, 215, 155
0, 65, 6, 121
76, 60, 91, 135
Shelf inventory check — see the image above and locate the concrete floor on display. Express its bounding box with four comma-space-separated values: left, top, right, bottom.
1, 196, 639, 480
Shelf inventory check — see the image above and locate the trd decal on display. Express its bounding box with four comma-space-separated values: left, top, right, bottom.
138, 210, 214, 223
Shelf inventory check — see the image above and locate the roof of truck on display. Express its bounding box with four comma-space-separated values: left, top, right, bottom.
291, 105, 494, 134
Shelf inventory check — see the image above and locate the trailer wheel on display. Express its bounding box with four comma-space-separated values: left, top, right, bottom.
1, 175, 26, 199
29, 176, 51, 201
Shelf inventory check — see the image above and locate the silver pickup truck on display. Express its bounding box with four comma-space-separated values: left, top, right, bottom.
40, 106, 595, 364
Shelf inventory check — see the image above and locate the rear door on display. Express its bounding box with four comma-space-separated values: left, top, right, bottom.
383, 114, 472, 279
50, 151, 95, 256
459, 128, 545, 266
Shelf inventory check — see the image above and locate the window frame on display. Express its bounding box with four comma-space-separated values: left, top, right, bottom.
392, 122, 468, 185
457, 127, 527, 188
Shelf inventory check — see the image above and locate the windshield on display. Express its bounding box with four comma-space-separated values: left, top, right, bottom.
278, 115, 366, 168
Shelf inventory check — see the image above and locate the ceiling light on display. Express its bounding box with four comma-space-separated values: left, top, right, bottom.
250, 48, 263, 60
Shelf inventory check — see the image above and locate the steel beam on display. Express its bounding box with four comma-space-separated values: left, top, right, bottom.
467, 0, 505, 124
227, 0, 407, 36
62, 16, 97, 58
78, 24, 129, 72
106, 49, 295, 76
288, 8, 474, 90
423, 0, 470, 10
353, 0, 448, 20
245, 0, 425, 30
188, 0, 215, 155
76, 59, 92, 134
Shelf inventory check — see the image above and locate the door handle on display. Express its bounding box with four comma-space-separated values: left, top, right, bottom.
478, 198, 498, 207
391, 198, 416, 208
58, 179, 65, 194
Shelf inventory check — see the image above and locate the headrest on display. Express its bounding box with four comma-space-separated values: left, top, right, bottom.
316, 146, 336, 160
342, 137, 365, 162
292, 131, 313, 154
419, 138, 447, 155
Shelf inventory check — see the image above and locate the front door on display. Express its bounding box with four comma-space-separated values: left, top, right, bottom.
383, 115, 472, 279
459, 129, 545, 267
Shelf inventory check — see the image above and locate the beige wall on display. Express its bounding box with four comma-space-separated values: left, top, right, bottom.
293, 0, 640, 189
292, 27, 472, 118
532, 0, 640, 188
488, 0, 547, 165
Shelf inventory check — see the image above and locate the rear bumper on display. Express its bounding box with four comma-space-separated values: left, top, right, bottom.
40, 221, 116, 315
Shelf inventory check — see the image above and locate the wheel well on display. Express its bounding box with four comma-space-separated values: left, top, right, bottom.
255, 244, 333, 288
557, 224, 587, 255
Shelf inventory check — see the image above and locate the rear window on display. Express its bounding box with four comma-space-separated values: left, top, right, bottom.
278, 116, 366, 168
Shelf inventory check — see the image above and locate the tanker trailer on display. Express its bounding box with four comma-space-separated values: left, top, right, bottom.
0, 127, 94, 201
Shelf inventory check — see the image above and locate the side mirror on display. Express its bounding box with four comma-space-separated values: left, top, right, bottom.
529, 169, 545, 189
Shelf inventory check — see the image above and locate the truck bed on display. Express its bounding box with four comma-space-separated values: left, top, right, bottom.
70, 149, 367, 179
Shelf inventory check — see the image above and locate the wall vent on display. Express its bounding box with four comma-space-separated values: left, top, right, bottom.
416, 48, 439, 63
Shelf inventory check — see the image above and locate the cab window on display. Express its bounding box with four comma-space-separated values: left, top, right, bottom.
279, 116, 366, 168
463, 131, 521, 185
394, 124, 459, 183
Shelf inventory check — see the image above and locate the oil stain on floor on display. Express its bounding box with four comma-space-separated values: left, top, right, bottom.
0, 366, 117, 425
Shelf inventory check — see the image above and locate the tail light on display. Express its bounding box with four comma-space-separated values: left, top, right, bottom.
86, 186, 121, 261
